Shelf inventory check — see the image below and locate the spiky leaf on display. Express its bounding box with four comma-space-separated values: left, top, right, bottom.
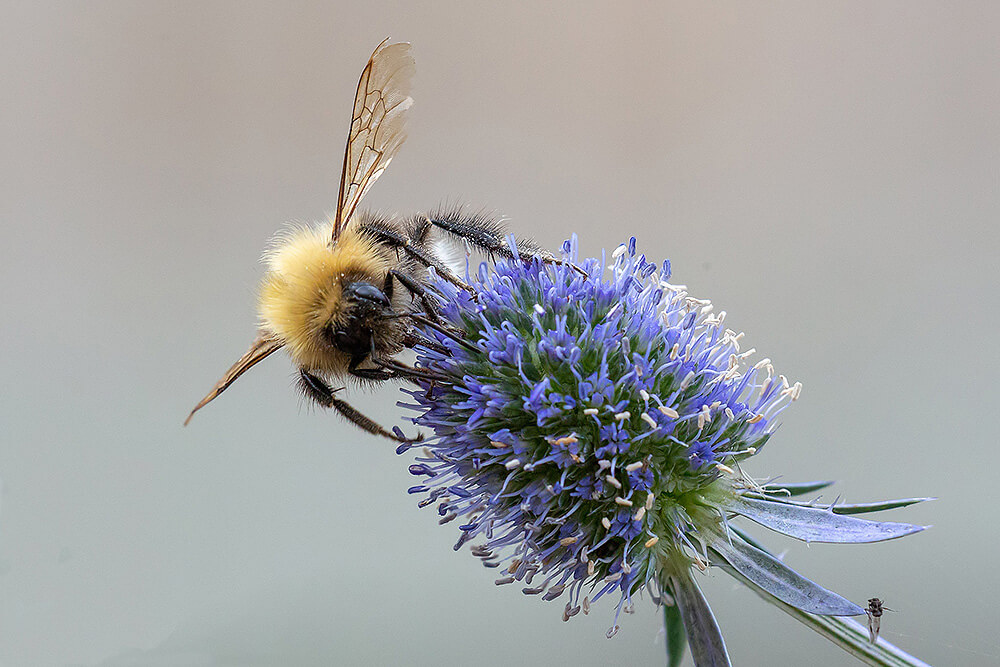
710, 532, 864, 616
761, 480, 835, 497
731, 495, 925, 543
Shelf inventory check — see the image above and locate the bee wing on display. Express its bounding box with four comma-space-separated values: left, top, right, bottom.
332, 40, 415, 241
184, 333, 284, 425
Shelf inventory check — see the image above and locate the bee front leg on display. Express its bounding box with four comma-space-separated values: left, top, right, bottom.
297, 369, 421, 444
368, 352, 444, 383
385, 269, 441, 322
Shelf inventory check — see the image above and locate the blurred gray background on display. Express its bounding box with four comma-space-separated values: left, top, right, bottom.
2, 2, 997, 665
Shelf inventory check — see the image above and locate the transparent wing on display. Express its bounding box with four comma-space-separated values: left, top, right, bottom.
184, 333, 284, 425
332, 40, 414, 240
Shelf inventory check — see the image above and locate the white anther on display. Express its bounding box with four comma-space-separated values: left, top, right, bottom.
583, 408, 599, 416
658, 406, 679, 419
612, 244, 628, 259
505, 459, 521, 470
640, 412, 658, 429
614, 411, 631, 421
625, 460, 644, 472
715, 463, 735, 475
645, 492, 655, 510
559, 536, 578, 546
670, 343, 680, 360
698, 405, 712, 430
639, 389, 650, 401
605, 475, 622, 489
680, 371, 696, 389
533, 304, 545, 315
598, 459, 612, 470
615, 497, 633, 507
644, 535, 660, 548
601, 517, 612, 529
633, 506, 646, 522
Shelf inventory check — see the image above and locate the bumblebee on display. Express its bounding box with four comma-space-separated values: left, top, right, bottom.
185, 41, 559, 442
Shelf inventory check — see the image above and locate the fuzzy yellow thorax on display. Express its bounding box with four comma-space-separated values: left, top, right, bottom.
257, 222, 392, 373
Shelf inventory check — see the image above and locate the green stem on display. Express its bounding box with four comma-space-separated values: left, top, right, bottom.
728, 566, 932, 667
662, 589, 687, 667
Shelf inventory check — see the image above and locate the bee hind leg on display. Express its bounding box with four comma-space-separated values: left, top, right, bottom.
359, 223, 475, 293
424, 211, 586, 276
298, 369, 422, 444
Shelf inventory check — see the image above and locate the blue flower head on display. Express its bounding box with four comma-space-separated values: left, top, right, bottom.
398, 237, 928, 663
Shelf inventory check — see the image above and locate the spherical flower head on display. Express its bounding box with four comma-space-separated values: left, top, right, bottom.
398, 237, 926, 660
399, 236, 799, 628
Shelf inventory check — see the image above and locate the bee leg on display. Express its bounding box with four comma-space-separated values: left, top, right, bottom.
400, 313, 479, 353
366, 339, 445, 383
424, 212, 587, 276
297, 369, 421, 444
359, 224, 476, 293
401, 329, 450, 355
350, 367, 399, 382
385, 269, 441, 322
369, 354, 444, 383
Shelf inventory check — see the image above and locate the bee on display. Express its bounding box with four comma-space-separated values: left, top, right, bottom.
185, 40, 561, 442
866, 597, 893, 643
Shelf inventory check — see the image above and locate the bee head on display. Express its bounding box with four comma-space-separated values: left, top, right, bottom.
322, 278, 393, 356
341, 279, 391, 317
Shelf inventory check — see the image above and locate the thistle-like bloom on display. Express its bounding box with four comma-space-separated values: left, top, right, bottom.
399, 237, 929, 666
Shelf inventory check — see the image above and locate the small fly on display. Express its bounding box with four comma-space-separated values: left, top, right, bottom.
866, 597, 894, 643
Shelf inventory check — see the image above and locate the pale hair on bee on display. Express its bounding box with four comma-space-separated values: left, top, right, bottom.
186, 40, 567, 442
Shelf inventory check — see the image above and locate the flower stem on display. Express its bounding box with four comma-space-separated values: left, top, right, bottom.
729, 566, 931, 667
662, 589, 687, 667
